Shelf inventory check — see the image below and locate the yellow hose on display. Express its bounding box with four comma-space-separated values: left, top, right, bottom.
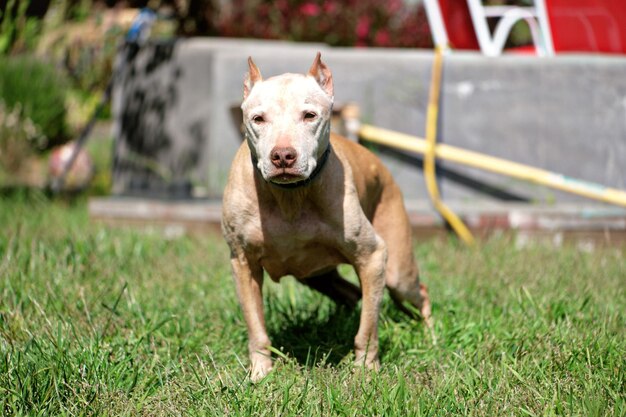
423, 49, 476, 245
359, 125, 626, 209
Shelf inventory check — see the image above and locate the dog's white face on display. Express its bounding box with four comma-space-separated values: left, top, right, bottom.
241, 53, 334, 185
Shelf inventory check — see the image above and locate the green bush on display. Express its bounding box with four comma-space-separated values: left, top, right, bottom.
0, 101, 37, 172
0, 0, 43, 55
0, 55, 69, 148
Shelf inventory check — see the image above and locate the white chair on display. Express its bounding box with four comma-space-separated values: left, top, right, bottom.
424, 0, 554, 56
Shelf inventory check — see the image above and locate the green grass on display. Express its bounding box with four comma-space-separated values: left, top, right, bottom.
1, 194, 625, 416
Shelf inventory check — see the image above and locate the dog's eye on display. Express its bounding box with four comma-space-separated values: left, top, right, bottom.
252, 115, 265, 124
303, 112, 317, 121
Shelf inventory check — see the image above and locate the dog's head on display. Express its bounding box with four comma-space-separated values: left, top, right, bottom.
241, 52, 334, 185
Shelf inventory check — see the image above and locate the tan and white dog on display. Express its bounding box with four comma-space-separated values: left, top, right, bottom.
222, 53, 431, 382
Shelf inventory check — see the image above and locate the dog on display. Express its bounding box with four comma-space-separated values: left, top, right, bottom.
222, 53, 431, 382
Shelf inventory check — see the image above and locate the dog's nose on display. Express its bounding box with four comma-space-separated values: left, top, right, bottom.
270, 146, 298, 168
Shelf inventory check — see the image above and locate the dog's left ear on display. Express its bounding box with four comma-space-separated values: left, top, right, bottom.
307, 52, 334, 99
244, 57, 263, 100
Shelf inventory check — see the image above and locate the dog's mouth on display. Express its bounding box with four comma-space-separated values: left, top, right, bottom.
267, 168, 307, 184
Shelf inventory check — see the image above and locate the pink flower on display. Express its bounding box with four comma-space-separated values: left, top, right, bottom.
300, 3, 321, 16
323, 1, 337, 13
356, 16, 370, 39
386, 0, 402, 14
374, 29, 391, 46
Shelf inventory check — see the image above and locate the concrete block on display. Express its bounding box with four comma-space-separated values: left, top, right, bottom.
112, 39, 626, 204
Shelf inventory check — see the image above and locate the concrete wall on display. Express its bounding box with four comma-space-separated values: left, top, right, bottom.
112, 39, 626, 202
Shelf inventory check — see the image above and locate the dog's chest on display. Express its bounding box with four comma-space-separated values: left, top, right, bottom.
247, 209, 347, 280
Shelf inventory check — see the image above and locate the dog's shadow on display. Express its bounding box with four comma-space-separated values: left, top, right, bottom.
266, 297, 362, 368
264, 281, 415, 368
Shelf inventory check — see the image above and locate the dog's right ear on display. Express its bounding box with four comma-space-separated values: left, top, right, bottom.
307, 52, 333, 99
244, 57, 263, 100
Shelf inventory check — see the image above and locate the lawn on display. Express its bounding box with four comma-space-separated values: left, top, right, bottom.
1, 193, 624, 416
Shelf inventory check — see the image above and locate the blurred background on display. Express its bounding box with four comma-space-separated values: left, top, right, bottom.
0, 0, 539, 195
1, 0, 625, 243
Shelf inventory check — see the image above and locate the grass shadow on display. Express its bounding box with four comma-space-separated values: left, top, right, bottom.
265, 281, 427, 369
0, 184, 47, 198
267, 300, 361, 368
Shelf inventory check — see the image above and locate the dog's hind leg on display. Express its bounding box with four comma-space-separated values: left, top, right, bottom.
372, 187, 432, 326
300, 269, 362, 308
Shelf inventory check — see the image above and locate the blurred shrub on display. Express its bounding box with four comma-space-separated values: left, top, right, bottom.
0, 55, 69, 148
0, 0, 45, 55
0, 101, 44, 185
176, 0, 219, 36
56, 22, 125, 93
36, 7, 146, 124
217, 0, 432, 48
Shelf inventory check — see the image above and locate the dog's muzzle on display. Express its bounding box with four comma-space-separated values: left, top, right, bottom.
251, 145, 332, 189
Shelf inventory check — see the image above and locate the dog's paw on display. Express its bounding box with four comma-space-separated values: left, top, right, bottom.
250, 358, 273, 383
353, 351, 380, 372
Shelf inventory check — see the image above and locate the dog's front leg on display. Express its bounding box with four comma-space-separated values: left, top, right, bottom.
230, 254, 272, 382
352, 236, 387, 370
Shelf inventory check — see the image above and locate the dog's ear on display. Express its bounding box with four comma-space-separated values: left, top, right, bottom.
307, 52, 334, 98
244, 57, 263, 100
